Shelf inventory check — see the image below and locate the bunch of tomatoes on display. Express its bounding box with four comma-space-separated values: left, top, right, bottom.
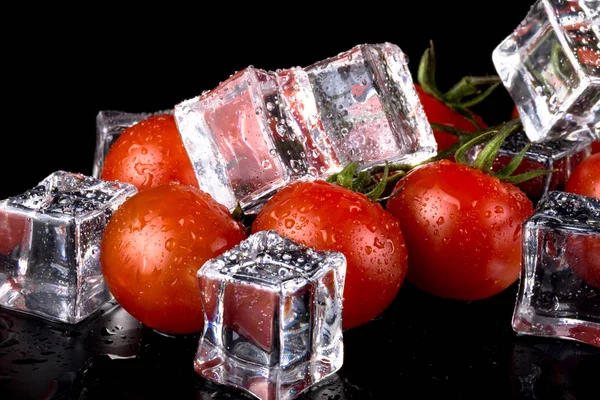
98, 76, 600, 336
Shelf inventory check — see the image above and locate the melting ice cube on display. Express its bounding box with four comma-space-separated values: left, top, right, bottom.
195, 230, 346, 400
493, 0, 600, 143
0, 171, 137, 324
513, 190, 599, 347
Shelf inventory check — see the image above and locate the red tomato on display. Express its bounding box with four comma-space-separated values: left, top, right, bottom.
251, 180, 408, 330
415, 84, 486, 152
385, 159, 534, 300
565, 152, 600, 199
592, 141, 600, 154
100, 183, 247, 335
101, 114, 199, 191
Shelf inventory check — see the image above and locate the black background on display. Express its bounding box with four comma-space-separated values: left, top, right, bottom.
2, 2, 599, 400
2, 2, 532, 200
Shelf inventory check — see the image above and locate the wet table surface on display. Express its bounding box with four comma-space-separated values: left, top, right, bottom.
1, 282, 598, 400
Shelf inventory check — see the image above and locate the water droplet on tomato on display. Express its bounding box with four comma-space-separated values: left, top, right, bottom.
485, 211, 492, 218
285, 219, 295, 229
365, 246, 373, 255
436, 217, 445, 225
494, 206, 504, 214
165, 238, 176, 251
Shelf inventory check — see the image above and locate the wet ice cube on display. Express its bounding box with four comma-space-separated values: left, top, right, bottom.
304, 42, 436, 169
175, 67, 317, 213
471, 129, 592, 202
0, 171, 137, 324
93, 109, 172, 178
492, 0, 600, 143
195, 230, 346, 400
513, 191, 599, 347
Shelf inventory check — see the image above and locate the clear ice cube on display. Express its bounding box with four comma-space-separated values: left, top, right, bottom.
472, 129, 592, 202
513, 191, 599, 347
175, 43, 436, 213
304, 42, 436, 168
93, 109, 172, 178
492, 0, 600, 143
195, 230, 346, 400
0, 171, 137, 324
175, 68, 319, 214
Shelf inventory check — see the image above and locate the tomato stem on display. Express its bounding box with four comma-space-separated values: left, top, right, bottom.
417, 41, 501, 130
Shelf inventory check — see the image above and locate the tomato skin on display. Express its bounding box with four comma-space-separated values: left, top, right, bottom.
564, 153, 600, 199
592, 141, 600, 154
100, 183, 247, 335
101, 114, 199, 191
251, 180, 408, 330
385, 159, 534, 300
415, 84, 486, 152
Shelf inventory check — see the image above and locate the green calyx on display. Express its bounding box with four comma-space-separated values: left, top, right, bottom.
417, 40, 501, 130
326, 161, 412, 203
430, 117, 555, 184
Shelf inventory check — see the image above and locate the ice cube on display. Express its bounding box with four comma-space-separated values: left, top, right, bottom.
0, 171, 137, 324
175, 68, 318, 214
195, 230, 346, 400
93, 109, 172, 178
513, 191, 599, 347
471, 129, 592, 202
175, 43, 436, 213
304, 42, 436, 169
492, 0, 600, 143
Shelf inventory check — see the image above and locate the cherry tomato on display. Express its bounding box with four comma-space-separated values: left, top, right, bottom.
251, 180, 408, 330
100, 183, 247, 335
415, 84, 486, 153
101, 114, 199, 191
565, 152, 600, 199
385, 159, 534, 300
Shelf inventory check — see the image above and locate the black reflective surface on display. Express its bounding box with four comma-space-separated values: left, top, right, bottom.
2, 283, 599, 399
3, 2, 599, 399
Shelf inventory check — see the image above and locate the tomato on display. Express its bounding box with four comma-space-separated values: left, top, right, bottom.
564, 152, 600, 199
100, 183, 247, 335
251, 180, 408, 330
101, 114, 199, 191
592, 141, 600, 154
415, 84, 486, 153
385, 159, 534, 300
